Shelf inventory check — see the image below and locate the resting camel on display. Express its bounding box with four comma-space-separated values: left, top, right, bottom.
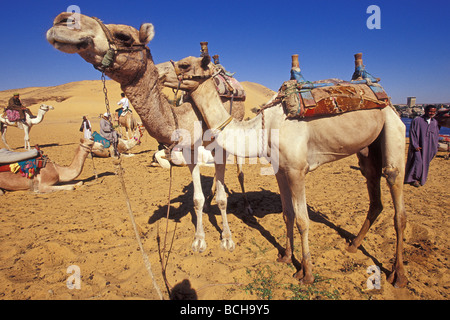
0, 138, 94, 194
161, 55, 408, 288
0, 104, 54, 150
91, 125, 144, 158
47, 13, 251, 252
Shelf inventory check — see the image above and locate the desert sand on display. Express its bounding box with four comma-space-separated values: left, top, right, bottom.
0, 80, 448, 300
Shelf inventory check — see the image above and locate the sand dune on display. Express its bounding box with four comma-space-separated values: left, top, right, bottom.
0, 80, 448, 300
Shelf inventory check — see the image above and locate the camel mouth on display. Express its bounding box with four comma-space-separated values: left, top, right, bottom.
47, 29, 92, 53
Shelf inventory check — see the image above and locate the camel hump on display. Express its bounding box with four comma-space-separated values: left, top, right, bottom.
0, 148, 39, 164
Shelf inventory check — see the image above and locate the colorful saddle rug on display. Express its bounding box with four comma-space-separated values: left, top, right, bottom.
5, 109, 21, 122
279, 78, 390, 119
213, 73, 246, 100
92, 131, 111, 148
0, 150, 48, 179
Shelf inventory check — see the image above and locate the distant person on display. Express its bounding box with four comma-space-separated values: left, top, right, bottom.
404, 105, 440, 187
100, 112, 120, 155
79, 116, 92, 140
7, 93, 35, 122
115, 93, 131, 122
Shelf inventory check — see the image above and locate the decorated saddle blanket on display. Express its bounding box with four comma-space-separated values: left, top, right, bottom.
213, 73, 246, 100
92, 131, 111, 148
0, 150, 48, 179
279, 79, 390, 119
5, 109, 21, 122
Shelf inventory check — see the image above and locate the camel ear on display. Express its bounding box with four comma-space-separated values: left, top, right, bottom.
139, 23, 155, 44
201, 55, 211, 70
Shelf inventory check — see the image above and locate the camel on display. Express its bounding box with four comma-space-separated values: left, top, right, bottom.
0, 104, 54, 150
0, 138, 94, 194
117, 111, 138, 140
91, 125, 144, 158
161, 54, 408, 288
435, 108, 450, 128
46, 13, 251, 252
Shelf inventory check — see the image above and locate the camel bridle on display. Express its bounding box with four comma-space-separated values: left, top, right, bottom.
92, 17, 149, 85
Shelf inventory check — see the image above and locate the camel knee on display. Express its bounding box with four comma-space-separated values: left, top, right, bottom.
193, 193, 205, 211
383, 165, 400, 186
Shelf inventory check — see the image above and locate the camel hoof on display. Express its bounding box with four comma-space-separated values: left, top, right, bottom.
346, 244, 358, 254
277, 254, 292, 264
387, 271, 408, 288
294, 271, 315, 284
220, 238, 235, 251
192, 238, 207, 253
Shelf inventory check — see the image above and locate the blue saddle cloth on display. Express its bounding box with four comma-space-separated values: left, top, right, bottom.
92, 131, 111, 148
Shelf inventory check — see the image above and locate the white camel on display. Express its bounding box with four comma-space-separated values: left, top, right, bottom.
0, 104, 54, 150
161, 55, 408, 288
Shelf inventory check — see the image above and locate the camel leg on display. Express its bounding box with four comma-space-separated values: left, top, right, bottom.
275, 168, 295, 264
1, 124, 12, 151
188, 162, 207, 252
23, 125, 31, 150
285, 167, 314, 284
236, 156, 253, 215
214, 161, 235, 251
347, 142, 383, 253
382, 110, 408, 288
37, 182, 83, 193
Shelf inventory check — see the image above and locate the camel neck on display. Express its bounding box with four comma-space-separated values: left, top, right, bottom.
56, 144, 90, 182
191, 79, 265, 158
117, 57, 177, 145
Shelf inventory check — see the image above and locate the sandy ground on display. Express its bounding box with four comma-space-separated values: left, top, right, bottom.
0, 80, 448, 300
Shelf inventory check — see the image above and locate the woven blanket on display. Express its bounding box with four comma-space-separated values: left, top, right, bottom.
280, 80, 389, 119
213, 73, 246, 100
0, 155, 48, 179
92, 131, 111, 148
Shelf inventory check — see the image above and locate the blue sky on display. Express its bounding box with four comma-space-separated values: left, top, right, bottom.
0, 0, 449, 104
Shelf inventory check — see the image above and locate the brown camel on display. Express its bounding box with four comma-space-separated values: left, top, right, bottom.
435, 108, 450, 128
117, 111, 138, 140
0, 138, 94, 194
160, 54, 408, 288
47, 13, 251, 252
0, 104, 54, 150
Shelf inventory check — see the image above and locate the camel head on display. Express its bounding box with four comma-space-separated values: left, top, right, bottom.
161, 55, 215, 92
435, 109, 450, 128
47, 12, 155, 84
39, 104, 55, 112
80, 138, 95, 150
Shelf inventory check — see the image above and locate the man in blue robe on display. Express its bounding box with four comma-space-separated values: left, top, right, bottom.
404, 105, 440, 187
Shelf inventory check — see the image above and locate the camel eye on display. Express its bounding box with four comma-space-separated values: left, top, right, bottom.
114, 32, 133, 44
178, 63, 190, 70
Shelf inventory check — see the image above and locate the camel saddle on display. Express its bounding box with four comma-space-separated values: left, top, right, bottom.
4, 109, 21, 122
0, 148, 48, 179
92, 131, 111, 148
213, 72, 246, 101
0, 148, 39, 165
279, 79, 390, 119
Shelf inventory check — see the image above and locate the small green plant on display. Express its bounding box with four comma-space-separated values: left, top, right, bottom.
243, 265, 279, 300
243, 266, 341, 300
